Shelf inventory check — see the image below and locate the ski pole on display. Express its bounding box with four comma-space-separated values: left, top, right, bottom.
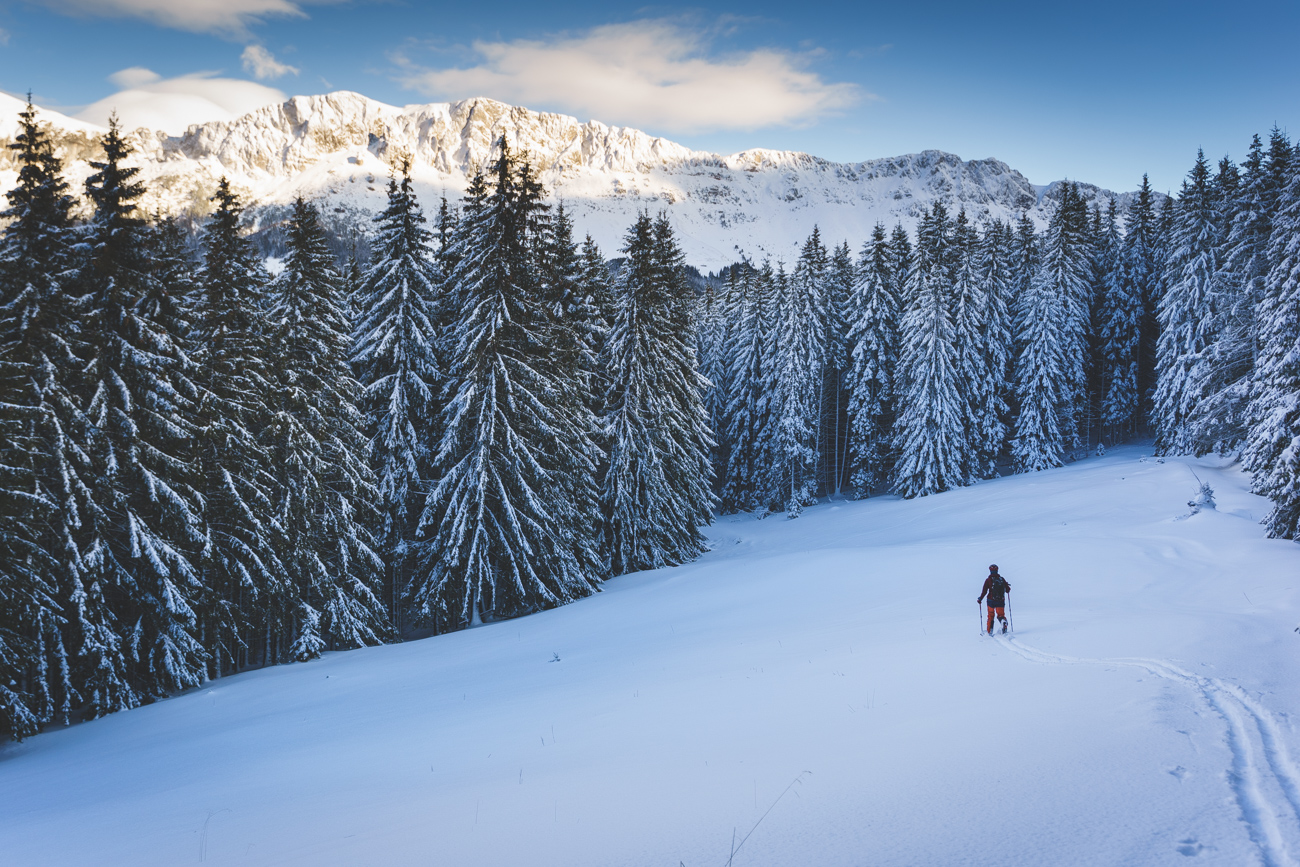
1007, 596, 1014, 633
978, 601, 984, 635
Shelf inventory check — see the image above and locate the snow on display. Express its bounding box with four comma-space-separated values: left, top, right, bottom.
2, 447, 1299, 866
0, 90, 104, 137
0, 91, 1149, 271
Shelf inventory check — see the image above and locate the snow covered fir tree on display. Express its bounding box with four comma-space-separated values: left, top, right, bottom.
266, 196, 388, 658
412, 144, 603, 630
602, 212, 714, 571
349, 160, 442, 634
2, 98, 1300, 742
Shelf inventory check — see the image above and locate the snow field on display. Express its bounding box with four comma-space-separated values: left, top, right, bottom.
1, 446, 1298, 866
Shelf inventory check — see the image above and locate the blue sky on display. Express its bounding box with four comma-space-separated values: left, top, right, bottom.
1, 0, 1296, 192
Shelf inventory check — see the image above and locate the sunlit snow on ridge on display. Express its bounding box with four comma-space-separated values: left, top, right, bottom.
0, 90, 1148, 271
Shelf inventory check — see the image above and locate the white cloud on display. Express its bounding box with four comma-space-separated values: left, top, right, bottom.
108, 67, 162, 88
34, 0, 340, 38
242, 45, 299, 79
75, 69, 286, 134
0, 27, 10, 46
396, 19, 863, 135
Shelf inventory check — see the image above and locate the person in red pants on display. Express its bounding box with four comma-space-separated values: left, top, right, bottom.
978, 565, 1011, 634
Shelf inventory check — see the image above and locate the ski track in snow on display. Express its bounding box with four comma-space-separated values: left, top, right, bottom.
1000, 636, 1300, 867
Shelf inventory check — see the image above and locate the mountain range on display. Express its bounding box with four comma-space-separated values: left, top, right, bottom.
1, 90, 1146, 270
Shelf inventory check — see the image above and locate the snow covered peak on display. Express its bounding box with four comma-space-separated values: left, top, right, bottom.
0, 90, 1139, 269
0, 91, 105, 139
154, 92, 706, 181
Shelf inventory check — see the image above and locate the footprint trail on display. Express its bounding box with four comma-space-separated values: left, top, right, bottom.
1001, 636, 1300, 867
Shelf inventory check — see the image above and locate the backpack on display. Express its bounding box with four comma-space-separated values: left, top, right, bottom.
988, 575, 1007, 599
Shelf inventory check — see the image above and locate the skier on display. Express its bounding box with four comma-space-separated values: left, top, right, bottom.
977, 565, 1011, 635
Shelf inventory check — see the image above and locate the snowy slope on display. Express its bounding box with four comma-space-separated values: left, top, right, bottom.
0, 91, 104, 138
2, 447, 1298, 866
0, 91, 1144, 269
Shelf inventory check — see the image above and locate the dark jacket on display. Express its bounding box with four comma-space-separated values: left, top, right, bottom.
979, 574, 1010, 607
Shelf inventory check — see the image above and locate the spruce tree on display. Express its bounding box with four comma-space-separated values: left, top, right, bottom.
536, 200, 606, 582
1198, 131, 1293, 453
1176, 157, 1242, 452
763, 229, 832, 514
1083, 204, 1109, 445
771, 240, 824, 515
1121, 176, 1161, 429
350, 164, 442, 630
822, 241, 855, 495
1150, 193, 1177, 421
893, 205, 966, 498
974, 219, 1015, 475
415, 143, 600, 627
601, 212, 714, 567
654, 211, 714, 526
845, 224, 900, 496
76, 118, 206, 707
1243, 152, 1300, 538
1011, 192, 1088, 471
1012, 265, 1070, 472
754, 262, 787, 510
267, 198, 388, 658
0, 95, 81, 733
949, 210, 985, 482
1224, 133, 1271, 353
1155, 150, 1223, 454
1011, 199, 1073, 474
715, 264, 748, 511
698, 274, 729, 485
0, 128, 62, 727
0, 423, 55, 739
1100, 198, 1142, 439
1036, 183, 1094, 451
719, 264, 771, 512
0, 97, 75, 316
192, 178, 284, 674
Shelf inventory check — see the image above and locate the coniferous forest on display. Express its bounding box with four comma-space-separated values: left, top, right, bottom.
2, 99, 1299, 741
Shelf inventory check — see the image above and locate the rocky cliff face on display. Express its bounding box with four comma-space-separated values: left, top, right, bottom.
0, 90, 1138, 269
